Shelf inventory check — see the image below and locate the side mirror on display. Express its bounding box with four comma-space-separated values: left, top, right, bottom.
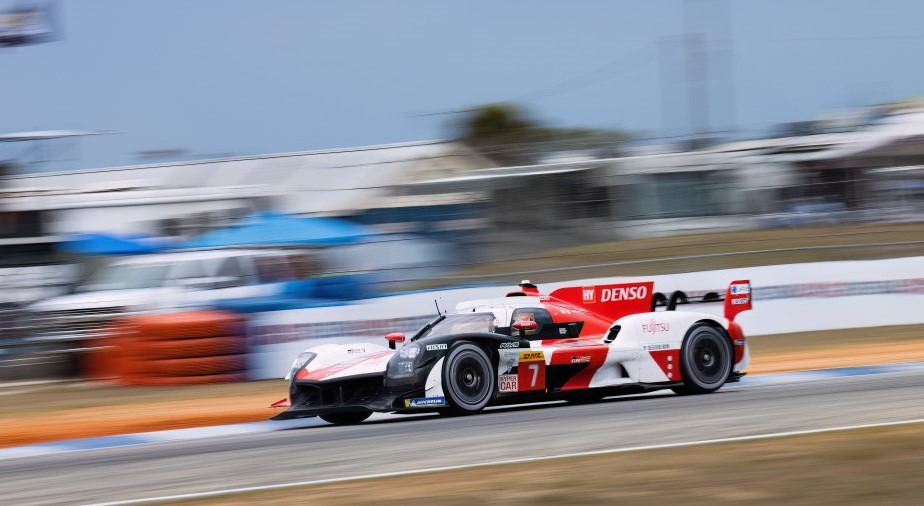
511, 319, 538, 338
385, 332, 406, 350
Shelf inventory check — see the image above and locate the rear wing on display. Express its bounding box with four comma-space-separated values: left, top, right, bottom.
548, 281, 654, 322
652, 279, 752, 322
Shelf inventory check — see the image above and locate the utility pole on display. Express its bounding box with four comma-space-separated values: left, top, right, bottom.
658, 36, 678, 137
683, 0, 710, 138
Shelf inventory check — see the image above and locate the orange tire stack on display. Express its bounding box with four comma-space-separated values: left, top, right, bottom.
114, 311, 248, 386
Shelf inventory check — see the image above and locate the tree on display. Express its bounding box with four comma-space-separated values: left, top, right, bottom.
455, 103, 630, 166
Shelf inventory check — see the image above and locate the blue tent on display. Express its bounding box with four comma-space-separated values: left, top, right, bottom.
61, 233, 168, 255
178, 212, 377, 249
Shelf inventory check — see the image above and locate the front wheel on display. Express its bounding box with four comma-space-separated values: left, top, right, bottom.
320, 411, 372, 425
671, 324, 732, 396
442, 342, 495, 415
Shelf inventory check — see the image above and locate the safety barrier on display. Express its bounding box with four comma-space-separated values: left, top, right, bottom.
81, 257, 924, 383
244, 256, 924, 380
87, 311, 247, 386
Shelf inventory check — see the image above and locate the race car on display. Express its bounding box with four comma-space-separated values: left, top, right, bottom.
270, 279, 752, 425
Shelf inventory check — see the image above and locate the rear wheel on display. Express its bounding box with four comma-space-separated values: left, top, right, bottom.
442, 343, 494, 415
320, 411, 372, 425
671, 324, 732, 395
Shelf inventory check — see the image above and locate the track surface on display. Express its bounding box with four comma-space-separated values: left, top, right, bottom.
3, 370, 924, 506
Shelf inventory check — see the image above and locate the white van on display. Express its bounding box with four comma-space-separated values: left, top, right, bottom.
26, 249, 307, 343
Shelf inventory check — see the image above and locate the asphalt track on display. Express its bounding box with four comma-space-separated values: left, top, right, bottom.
3, 368, 924, 506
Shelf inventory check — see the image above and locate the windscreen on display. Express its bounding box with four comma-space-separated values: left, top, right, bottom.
77, 263, 169, 292
418, 313, 498, 338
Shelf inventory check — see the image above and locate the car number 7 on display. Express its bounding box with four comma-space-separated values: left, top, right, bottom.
528, 363, 540, 387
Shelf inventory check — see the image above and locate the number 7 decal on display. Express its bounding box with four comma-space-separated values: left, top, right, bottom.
517, 350, 545, 392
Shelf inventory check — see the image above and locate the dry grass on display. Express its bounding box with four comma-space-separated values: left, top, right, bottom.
746, 324, 924, 374
0, 379, 288, 447
171, 423, 924, 505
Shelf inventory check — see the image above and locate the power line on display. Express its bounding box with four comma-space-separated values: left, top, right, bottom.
510, 44, 656, 103
412, 44, 657, 118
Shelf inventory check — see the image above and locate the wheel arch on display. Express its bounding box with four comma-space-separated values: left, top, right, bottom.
692, 318, 735, 350
672, 319, 735, 395
692, 319, 739, 374
441, 339, 498, 414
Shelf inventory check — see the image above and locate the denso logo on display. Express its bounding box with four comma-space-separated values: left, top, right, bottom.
641, 318, 670, 333
601, 286, 648, 302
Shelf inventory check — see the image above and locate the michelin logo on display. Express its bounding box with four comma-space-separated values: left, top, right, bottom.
425, 344, 448, 351
405, 396, 447, 407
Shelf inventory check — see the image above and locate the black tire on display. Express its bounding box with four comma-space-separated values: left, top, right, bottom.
442, 342, 495, 415
671, 324, 733, 396
320, 411, 372, 425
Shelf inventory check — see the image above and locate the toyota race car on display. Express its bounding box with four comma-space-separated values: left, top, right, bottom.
270, 279, 752, 425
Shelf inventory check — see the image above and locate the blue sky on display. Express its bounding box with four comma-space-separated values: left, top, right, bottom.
4, 0, 924, 171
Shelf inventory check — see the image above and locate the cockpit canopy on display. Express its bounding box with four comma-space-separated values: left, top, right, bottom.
416, 308, 582, 340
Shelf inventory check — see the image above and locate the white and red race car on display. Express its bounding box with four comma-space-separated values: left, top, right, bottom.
271, 279, 752, 424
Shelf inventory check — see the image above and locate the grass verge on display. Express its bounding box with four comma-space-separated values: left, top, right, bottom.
171, 423, 924, 505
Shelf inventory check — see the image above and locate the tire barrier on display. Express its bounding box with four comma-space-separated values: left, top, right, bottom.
117, 373, 248, 387
92, 311, 248, 386
122, 336, 246, 360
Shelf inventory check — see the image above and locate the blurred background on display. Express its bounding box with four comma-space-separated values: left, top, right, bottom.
1, 0, 923, 383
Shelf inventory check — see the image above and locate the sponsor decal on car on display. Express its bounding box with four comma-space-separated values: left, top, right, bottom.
498, 374, 518, 392
347, 347, 366, 354
730, 283, 750, 295
499, 342, 521, 348
641, 319, 670, 334
642, 343, 671, 351
516, 350, 545, 391
732, 298, 749, 305
518, 350, 544, 362
404, 396, 447, 408
425, 343, 448, 351
582, 287, 595, 303
601, 286, 648, 302
571, 355, 591, 364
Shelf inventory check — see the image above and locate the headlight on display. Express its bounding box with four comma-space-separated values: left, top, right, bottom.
387, 343, 422, 381
286, 351, 317, 380
398, 343, 420, 359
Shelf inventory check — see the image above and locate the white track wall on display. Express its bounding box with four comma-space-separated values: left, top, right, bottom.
247, 256, 924, 379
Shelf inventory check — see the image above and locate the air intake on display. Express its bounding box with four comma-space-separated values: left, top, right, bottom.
604, 325, 621, 344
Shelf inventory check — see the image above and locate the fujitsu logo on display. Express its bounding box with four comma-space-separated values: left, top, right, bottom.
641, 318, 670, 333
